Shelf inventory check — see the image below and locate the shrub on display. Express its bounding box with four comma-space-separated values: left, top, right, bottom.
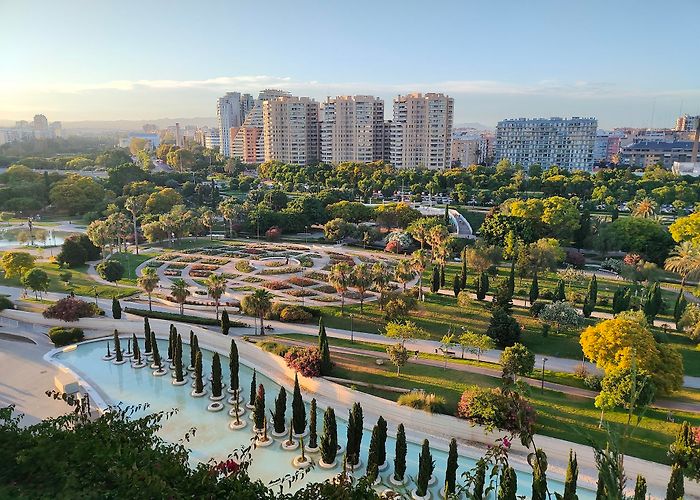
599, 297, 610, 307
0, 296, 14, 311
457, 291, 472, 308
258, 341, 290, 357
565, 249, 586, 269
43, 297, 99, 322
261, 280, 291, 290
284, 347, 322, 377
279, 305, 313, 323
584, 375, 603, 391
540, 290, 554, 300
287, 276, 316, 287
48, 326, 84, 346
397, 392, 447, 414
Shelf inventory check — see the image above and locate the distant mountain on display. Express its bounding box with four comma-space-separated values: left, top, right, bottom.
453, 122, 493, 131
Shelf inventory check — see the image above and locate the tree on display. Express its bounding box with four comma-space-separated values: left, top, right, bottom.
350, 263, 373, 312
475, 271, 489, 300
554, 279, 566, 302
416, 439, 435, 497
486, 307, 521, 348
56, 238, 87, 267
407, 217, 440, 250
170, 279, 190, 315
221, 310, 231, 336
200, 209, 215, 240
249, 370, 256, 407
193, 350, 203, 394
174, 334, 184, 383
211, 353, 222, 399
458, 330, 494, 362
384, 320, 428, 346
292, 373, 306, 436
529, 273, 539, 305
328, 262, 351, 315
632, 198, 657, 218
538, 302, 583, 333
562, 450, 579, 500
612, 286, 632, 314
394, 259, 415, 292
599, 217, 674, 265
317, 317, 332, 375
665, 241, 700, 287
516, 238, 563, 278
20, 268, 49, 299
460, 247, 468, 289
666, 464, 684, 500
244, 289, 272, 335
228, 339, 239, 395
583, 275, 597, 318
0, 251, 35, 279
49, 174, 105, 215
642, 281, 663, 323
205, 273, 227, 320
253, 383, 266, 431
137, 267, 159, 311
498, 466, 517, 500
320, 407, 338, 465
96, 260, 124, 285
376, 416, 387, 469
272, 385, 287, 435
125, 194, 148, 256
111, 297, 121, 320
393, 423, 407, 483
674, 292, 688, 330
594, 366, 656, 426
309, 398, 318, 449
430, 264, 440, 293
634, 475, 647, 500
410, 249, 430, 301
346, 402, 363, 467
371, 262, 391, 308
466, 243, 502, 273
453, 273, 461, 297
472, 459, 487, 500
445, 438, 458, 496
500, 343, 535, 380
530, 449, 548, 500
386, 343, 410, 375
365, 424, 380, 484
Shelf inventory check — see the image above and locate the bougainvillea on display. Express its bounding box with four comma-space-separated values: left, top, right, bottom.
43, 297, 100, 322
284, 347, 322, 377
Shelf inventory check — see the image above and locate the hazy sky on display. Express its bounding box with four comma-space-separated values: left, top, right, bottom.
2, 0, 699, 129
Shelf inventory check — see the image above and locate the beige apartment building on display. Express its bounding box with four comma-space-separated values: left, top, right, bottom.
231, 89, 289, 163
321, 95, 385, 163
263, 96, 320, 166
389, 93, 454, 169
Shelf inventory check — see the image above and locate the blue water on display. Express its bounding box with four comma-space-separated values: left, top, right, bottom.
55, 339, 594, 497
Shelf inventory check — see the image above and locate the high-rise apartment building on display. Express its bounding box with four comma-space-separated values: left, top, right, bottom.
389, 93, 454, 169
495, 117, 597, 170
321, 96, 385, 163
216, 92, 254, 157
451, 129, 494, 166
676, 114, 700, 133
263, 95, 320, 166
231, 89, 289, 163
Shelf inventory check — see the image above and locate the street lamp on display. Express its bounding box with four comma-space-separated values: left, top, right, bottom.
541, 357, 548, 393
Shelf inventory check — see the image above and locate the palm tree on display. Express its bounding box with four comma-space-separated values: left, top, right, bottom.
411, 249, 429, 301
371, 262, 391, 309
125, 194, 147, 255
427, 224, 450, 277
350, 263, 373, 312
205, 273, 227, 319
665, 241, 700, 287
137, 267, 159, 311
170, 279, 190, 315
329, 262, 351, 315
394, 258, 416, 292
632, 198, 657, 218
218, 198, 243, 238
247, 289, 272, 335
200, 209, 215, 240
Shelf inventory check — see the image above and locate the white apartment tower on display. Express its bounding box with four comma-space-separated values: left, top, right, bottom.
263, 96, 320, 166
321, 96, 385, 163
495, 117, 597, 171
216, 92, 254, 157
389, 93, 454, 169
231, 89, 290, 164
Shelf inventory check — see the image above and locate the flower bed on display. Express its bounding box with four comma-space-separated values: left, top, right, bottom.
297, 257, 313, 267
158, 253, 178, 260
146, 260, 164, 267
287, 276, 316, 287
311, 296, 339, 303
124, 307, 247, 327
200, 257, 228, 265
176, 255, 200, 263
191, 264, 219, 271
314, 284, 337, 294
261, 280, 291, 290
262, 260, 286, 267
163, 270, 182, 277
189, 270, 213, 278
166, 263, 187, 270
235, 261, 254, 273
241, 276, 264, 283
345, 291, 372, 300
259, 266, 303, 275
304, 271, 329, 281
357, 255, 378, 263
286, 289, 316, 297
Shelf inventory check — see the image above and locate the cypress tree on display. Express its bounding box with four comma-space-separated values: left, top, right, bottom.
633, 475, 647, 500
529, 273, 539, 305
229, 339, 239, 394
320, 406, 337, 465
472, 459, 486, 499
151, 331, 161, 367
643, 281, 662, 322
190, 333, 199, 369
346, 402, 363, 466
211, 353, 222, 398
167, 330, 174, 361
113, 330, 123, 362
444, 204, 450, 226
507, 260, 515, 296
376, 416, 387, 468
595, 469, 605, 500
131, 333, 140, 364
250, 369, 257, 406
366, 424, 380, 483
253, 383, 265, 430
431, 265, 440, 293
562, 450, 578, 500
416, 439, 435, 497
612, 286, 631, 314
394, 423, 407, 482
221, 309, 231, 335
589, 274, 598, 304
555, 279, 566, 302
530, 448, 548, 500
174, 334, 184, 382
498, 466, 517, 500
665, 464, 684, 500
112, 297, 121, 319
292, 373, 306, 435
144, 325, 152, 354
194, 350, 203, 393
309, 398, 318, 449
674, 291, 687, 329
453, 273, 461, 297
476, 271, 489, 300
105, 342, 111, 359
143, 317, 150, 348
440, 265, 446, 288
272, 385, 286, 434
445, 438, 458, 495
318, 318, 332, 375
583, 276, 597, 317
460, 248, 468, 289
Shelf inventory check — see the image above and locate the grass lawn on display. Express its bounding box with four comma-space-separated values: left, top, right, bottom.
326, 351, 700, 465
108, 252, 156, 281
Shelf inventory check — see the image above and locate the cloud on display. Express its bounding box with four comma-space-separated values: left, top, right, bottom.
4, 75, 698, 100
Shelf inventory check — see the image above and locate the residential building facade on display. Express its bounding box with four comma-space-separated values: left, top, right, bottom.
620, 141, 698, 169
676, 114, 700, 133
321, 95, 385, 163
451, 129, 494, 166
263, 95, 320, 165
389, 93, 454, 169
495, 117, 597, 170
231, 89, 289, 164
216, 92, 254, 157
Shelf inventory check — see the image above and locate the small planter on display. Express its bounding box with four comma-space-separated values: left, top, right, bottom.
169, 363, 176, 370
150, 363, 163, 370
346, 459, 362, 471
389, 475, 408, 487
191, 379, 208, 388
187, 365, 195, 371
228, 406, 245, 417
255, 436, 274, 447
292, 455, 312, 469
271, 427, 288, 438
209, 393, 226, 402
336, 444, 345, 456
248, 412, 256, 421
152, 368, 167, 376
378, 460, 390, 472
428, 475, 437, 487
132, 361, 146, 369
226, 386, 241, 395
318, 458, 337, 469
411, 489, 431, 500
245, 401, 256, 410
438, 488, 458, 499
207, 402, 225, 412
253, 426, 265, 435
172, 378, 188, 386
123, 352, 134, 358
229, 419, 247, 430
191, 389, 208, 398
281, 439, 299, 451
292, 428, 309, 439
112, 359, 127, 365
305, 444, 320, 453
227, 395, 244, 405
102, 354, 116, 361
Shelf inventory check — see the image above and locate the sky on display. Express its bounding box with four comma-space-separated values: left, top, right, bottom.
1, 0, 699, 129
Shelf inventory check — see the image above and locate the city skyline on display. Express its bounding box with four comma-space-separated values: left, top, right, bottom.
2, 0, 700, 129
